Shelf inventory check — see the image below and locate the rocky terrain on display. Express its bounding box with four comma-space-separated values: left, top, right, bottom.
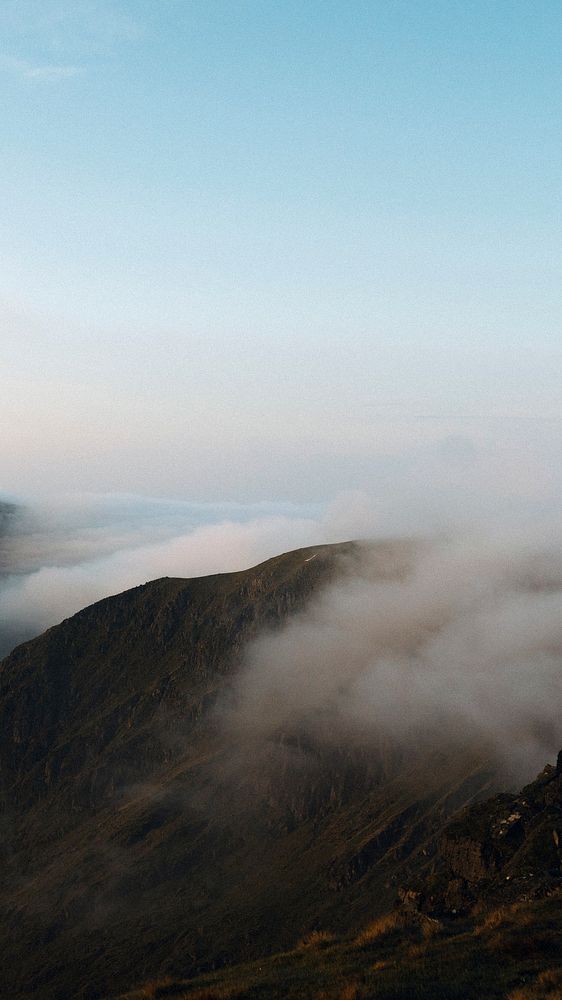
404, 747, 562, 917
111, 757, 562, 1000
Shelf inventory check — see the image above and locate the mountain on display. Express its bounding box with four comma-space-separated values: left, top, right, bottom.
410, 748, 562, 916
111, 757, 562, 1000
0, 541, 552, 999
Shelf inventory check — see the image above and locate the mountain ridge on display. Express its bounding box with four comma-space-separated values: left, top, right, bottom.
0, 539, 539, 999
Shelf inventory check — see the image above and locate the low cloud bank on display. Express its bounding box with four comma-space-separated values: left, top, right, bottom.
227, 523, 562, 777
1, 491, 388, 656
1, 492, 561, 780
0, 494, 326, 655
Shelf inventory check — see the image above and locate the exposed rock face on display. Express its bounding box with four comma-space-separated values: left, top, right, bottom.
406, 754, 562, 916
441, 827, 500, 882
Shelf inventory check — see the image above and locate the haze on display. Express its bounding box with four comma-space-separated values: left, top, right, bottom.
1, 0, 561, 505
228, 527, 562, 779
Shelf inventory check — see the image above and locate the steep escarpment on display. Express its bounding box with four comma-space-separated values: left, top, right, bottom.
0, 540, 499, 1000
402, 749, 562, 917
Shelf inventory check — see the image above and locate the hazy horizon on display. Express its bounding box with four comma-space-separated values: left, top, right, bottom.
1, 0, 561, 507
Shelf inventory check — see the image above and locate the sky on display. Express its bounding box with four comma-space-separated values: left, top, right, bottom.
1, 0, 561, 511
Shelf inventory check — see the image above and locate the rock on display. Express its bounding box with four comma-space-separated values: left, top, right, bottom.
400, 752, 562, 917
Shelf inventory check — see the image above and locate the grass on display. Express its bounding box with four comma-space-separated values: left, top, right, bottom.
110, 889, 562, 1000
354, 908, 443, 947
297, 930, 337, 950
354, 910, 406, 945
506, 968, 562, 1000
136, 978, 175, 998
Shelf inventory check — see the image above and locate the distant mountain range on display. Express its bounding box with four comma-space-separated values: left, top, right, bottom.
0, 541, 560, 999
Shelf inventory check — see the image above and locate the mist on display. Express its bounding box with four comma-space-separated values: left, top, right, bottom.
0, 493, 323, 656
1, 490, 561, 782
0, 489, 401, 656
226, 522, 562, 779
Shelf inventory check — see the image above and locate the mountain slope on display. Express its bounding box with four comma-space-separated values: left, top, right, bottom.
0, 541, 499, 999
114, 755, 562, 1000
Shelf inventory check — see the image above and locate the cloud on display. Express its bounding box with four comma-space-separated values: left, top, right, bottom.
0, 1, 144, 56
1, 491, 561, 784
226, 522, 562, 780
0, 54, 83, 79
0, 1, 145, 84
0, 494, 327, 655
1, 489, 561, 660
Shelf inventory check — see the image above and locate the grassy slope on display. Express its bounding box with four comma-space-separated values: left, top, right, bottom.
111, 890, 562, 1000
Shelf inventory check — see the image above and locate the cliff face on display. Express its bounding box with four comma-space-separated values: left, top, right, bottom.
402, 752, 562, 917
444, 755, 562, 887
0, 541, 497, 1000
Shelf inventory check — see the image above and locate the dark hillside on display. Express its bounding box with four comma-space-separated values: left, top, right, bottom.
112, 757, 562, 1000
0, 541, 499, 999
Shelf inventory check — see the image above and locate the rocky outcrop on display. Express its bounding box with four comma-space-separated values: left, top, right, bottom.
404, 754, 562, 916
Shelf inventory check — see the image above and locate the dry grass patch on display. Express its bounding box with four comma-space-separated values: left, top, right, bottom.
420, 915, 443, 939
297, 929, 336, 949
475, 902, 526, 935
355, 908, 440, 947
371, 959, 392, 972
477, 899, 559, 963
137, 977, 176, 998
180, 986, 249, 1000
407, 942, 427, 959
507, 968, 562, 1000
354, 910, 405, 945
314, 983, 362, 1000
338, 984, 361, 1000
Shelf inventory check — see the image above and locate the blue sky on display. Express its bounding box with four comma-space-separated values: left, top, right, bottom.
1, 0, 561, 511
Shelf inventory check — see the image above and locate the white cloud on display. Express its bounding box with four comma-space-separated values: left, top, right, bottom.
0, 495, 327, 654
0, 1, 144, 55
228, 524, 562, 780
0, 54, 83, 80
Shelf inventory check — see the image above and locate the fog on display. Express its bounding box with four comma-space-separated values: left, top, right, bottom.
0, 494, 322, 655
0, 490, 399, 656
1, 491, 561, 778
226, 522, 562, 777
